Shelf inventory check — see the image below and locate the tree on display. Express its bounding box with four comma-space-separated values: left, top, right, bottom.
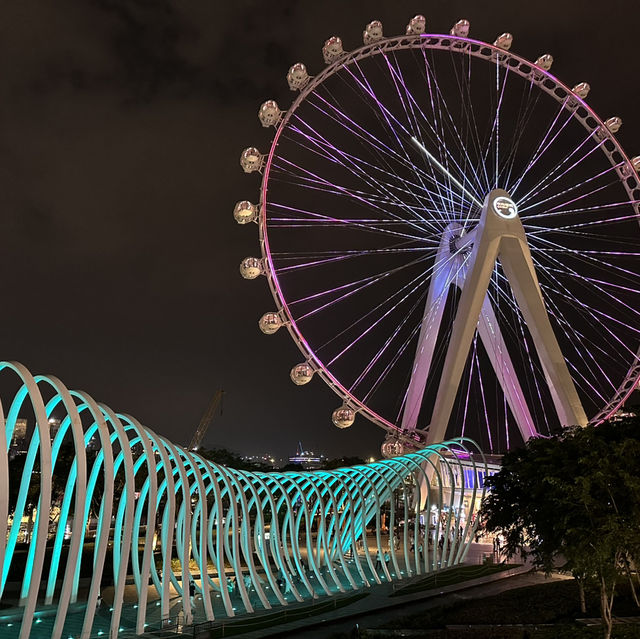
322, 456, 366, 470
481, 416, 640, 639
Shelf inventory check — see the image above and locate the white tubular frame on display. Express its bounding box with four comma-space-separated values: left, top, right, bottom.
0, 361, 487, 638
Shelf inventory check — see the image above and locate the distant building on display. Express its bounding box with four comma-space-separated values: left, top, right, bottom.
288, 442, 326, 470
48, 418, 61, 441
10, 419, 28, 454
611, 407, 637, 421
241, 454, 279, 468
87, 434, 100, 452
424, 451, 502, 542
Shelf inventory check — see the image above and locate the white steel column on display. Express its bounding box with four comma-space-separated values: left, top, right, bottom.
401, 224, 462, 431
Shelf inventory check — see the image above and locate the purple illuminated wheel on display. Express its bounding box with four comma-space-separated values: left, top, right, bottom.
236, 17, 640, 454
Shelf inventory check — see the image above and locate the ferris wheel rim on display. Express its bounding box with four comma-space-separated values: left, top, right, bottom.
256, 30, 640, 434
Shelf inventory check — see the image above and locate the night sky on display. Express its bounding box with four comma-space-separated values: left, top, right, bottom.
1, 0, 638, 460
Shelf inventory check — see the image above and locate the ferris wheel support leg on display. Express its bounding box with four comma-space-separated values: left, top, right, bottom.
477, 297, 538, 441
426, 231, 502, 446
426, 189, 587, 446
498, 237, 588, 428
401, 225, 462, 432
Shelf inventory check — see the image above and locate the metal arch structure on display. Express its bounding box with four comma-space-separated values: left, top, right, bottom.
244, 27, 640, 441
0, 361, 487, 639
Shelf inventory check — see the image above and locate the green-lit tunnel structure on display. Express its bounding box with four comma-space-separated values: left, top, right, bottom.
0, 361, 487, 638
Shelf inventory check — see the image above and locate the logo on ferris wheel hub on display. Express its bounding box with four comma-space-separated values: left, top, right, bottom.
492, 196, 518, 219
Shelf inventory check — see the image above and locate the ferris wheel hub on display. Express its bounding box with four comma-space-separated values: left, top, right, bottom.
491, 194, 518, 219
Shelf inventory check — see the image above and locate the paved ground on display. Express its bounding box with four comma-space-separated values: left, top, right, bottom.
0, 540, 521, 638
271, 571, 565, 639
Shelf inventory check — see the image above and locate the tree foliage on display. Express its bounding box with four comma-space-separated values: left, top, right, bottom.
481, 416, 640, 638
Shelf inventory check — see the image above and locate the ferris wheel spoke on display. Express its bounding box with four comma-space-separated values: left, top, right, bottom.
288, 119, 474, 217
519, 171, 620, 219
485, 281, 556, 436
272, 170, 440, 218
288, 269, 396, 308
341, 59, 467, 225
306, 90, 464, 208
322, 267, 431, 368
523, 199, 636, 224
489, 57, 510, 188
280, 115, 472, 237
511, 301, 554, 435
417, 49, 488, 211
378, 50, 460, 219
530, 211, 640, 234
511, 278, 620, 406
273, 246, 435, 274
268, 201, 453, 243
382, 49, 484, 215
347, 52, 484, 220
529, 227, 640, 285
310, 85, 475, 226
272, 155, 442, 237
524, 181, 626, 227
531, 253, 640, 358
361, 252, 469, 409
375, 48, 459, 216
310, 247, 468, 366
545, 299, 622, 400
515, 131, 603, 206
499, 77, 542, 189
546, 267, 640, 318
509, 101, 577, 196
534, 270, 631, 368
473, 348, 494, 451
487, 260, 625, 414
531, 253, 640, 327
293, 252, 433, 325
354, 299, 425, 399
457, 333, 479, 441
518, 162, 622, 218
289, 109, 446, 205
446, 49, 494, 195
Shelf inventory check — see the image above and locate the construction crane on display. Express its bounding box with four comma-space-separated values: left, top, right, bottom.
188, 390, 224, 451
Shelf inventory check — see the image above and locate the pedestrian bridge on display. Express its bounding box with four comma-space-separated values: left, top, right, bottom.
0, 361, 487, 638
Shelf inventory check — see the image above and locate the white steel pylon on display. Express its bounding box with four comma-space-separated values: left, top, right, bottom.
402, 189, 588, 445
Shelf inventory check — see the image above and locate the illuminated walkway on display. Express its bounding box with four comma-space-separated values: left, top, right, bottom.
0, 362, 486, 638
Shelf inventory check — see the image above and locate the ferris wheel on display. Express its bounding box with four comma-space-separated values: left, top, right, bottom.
235, 16, 640, 456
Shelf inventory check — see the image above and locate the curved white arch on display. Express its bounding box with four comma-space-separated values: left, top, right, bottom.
0, 361, 487, 638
